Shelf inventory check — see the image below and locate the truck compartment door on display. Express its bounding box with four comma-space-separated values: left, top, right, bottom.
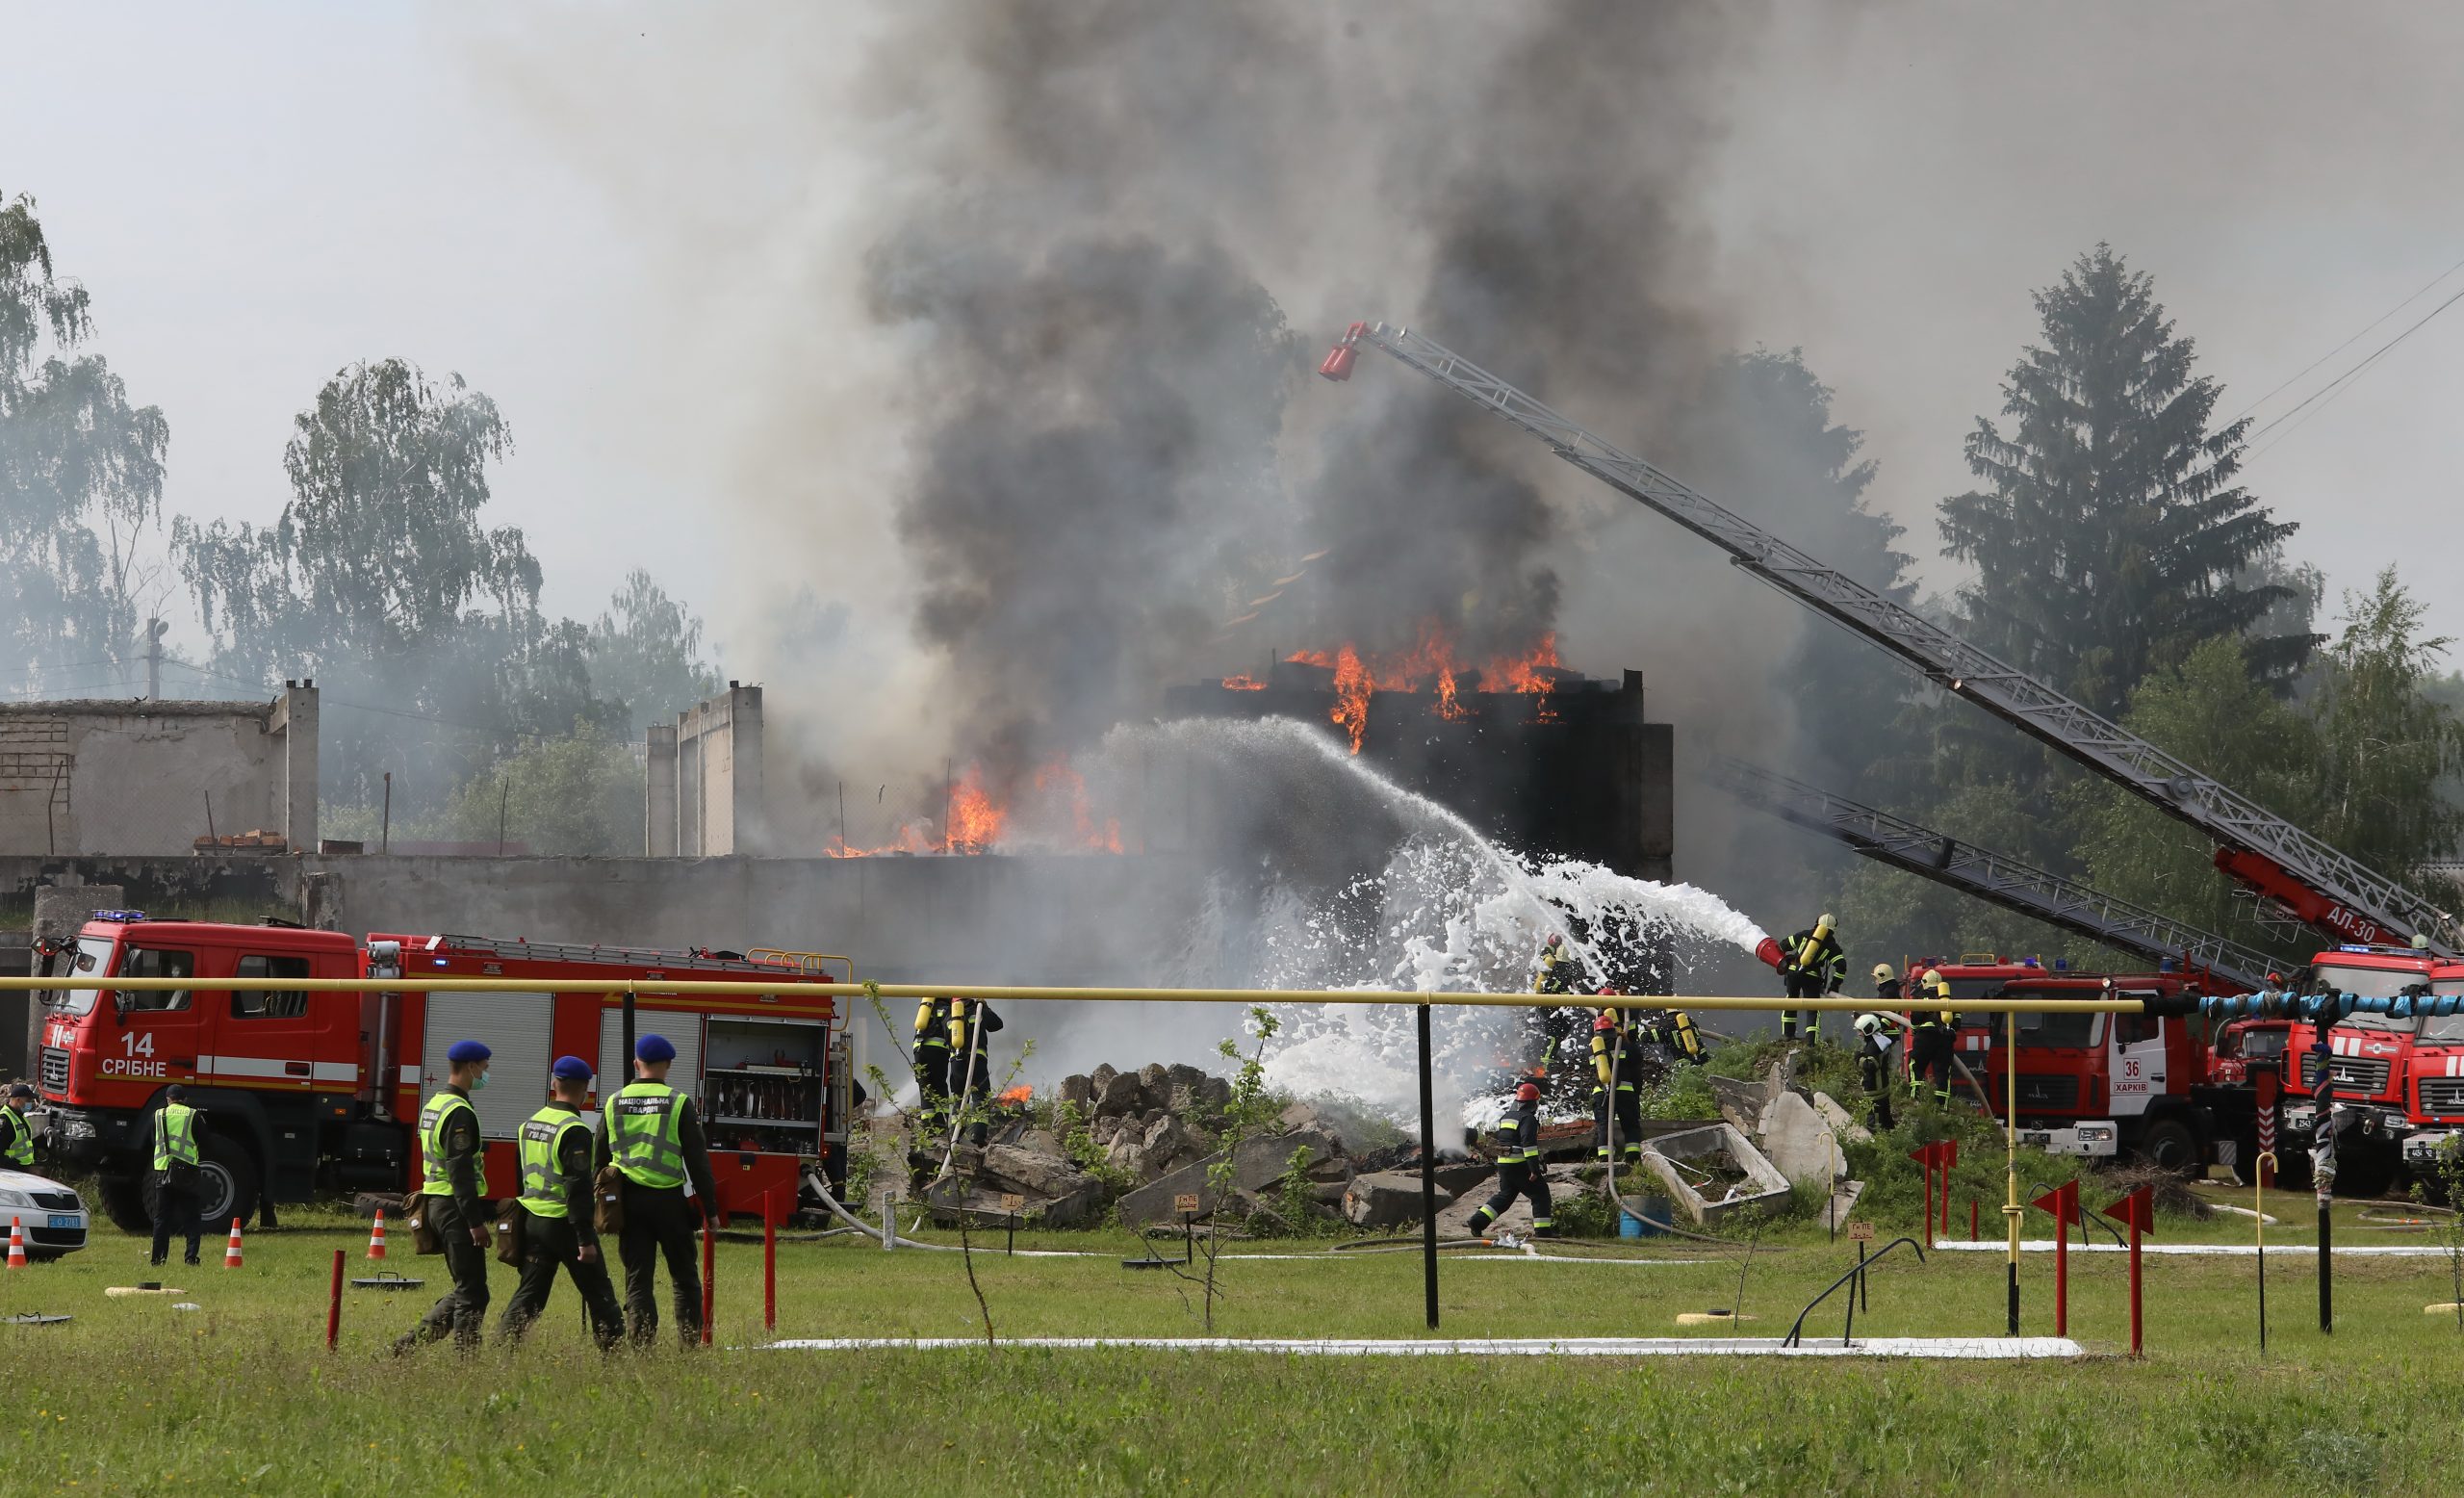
598, 1008, 704, 1109
2109, 997, 2168, 1116
420, 990, 553, 1141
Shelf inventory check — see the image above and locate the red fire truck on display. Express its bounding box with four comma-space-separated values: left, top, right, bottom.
2391, 960, 2464, 1177
35, 916, 853, 1234
1927, 959, 2231, 1175
2276, 943, 2442, 1196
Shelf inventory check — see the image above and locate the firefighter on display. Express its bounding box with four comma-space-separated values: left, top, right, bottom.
942, 996, 1006, 1149
499, 1056, 623, 1350
597, 1033, 719, 1348
1908, 968, 1956, 1108
395, 1041, 493, 1354
1779, 914, 1847, 1043
1465, 1081, 1554, 1239
0, 1082, 36, 1170
1532, 934, 1588, 996
1856, 965, 1906, 1131
1589, 998, 1645, 1169
911, 994, 951, 1128
147, 1083, 204, 1268
1638, 1007, 1706, 1066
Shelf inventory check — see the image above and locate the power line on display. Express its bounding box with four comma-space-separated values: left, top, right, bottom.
2231, 250, 2464, 424
158, 656, 512, 734
2244, 282, 2464, 462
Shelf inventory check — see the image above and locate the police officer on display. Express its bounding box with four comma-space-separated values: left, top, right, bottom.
0, 1082, 37, 1170
1908, 968, 1956, 1108
597, 1033, 719, 1348
942, 997, 1005, 1149
1779, 913, 1847, 1043
1589, 998, 1645, 1169
1857, 964, 1906, 1131
148, 1082, 203, 1267
1465, 1081, 1554, 1239
500, 1055, 623, 1349
396, 1040, 493, 1354
911, 994, 951, 1128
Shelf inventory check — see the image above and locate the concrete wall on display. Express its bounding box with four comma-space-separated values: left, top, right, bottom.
0, 689, 318, 857
669, 684, 764, 857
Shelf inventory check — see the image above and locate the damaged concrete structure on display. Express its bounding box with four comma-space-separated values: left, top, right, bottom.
646, 684, 765, 856
0, 687, 317, 858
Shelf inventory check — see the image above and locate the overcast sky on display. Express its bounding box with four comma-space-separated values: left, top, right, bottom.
9, 2, 2464, 670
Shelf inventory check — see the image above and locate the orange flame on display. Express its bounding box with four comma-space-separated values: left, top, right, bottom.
1033, 761, 1125, 853
1281, 622, 1566, 752
997, 1084, 1034, 1107
1220, 674, 1267, 690
944, 765, 1009, 853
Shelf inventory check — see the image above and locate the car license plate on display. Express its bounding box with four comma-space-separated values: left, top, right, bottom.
46, 1214, 77, 1230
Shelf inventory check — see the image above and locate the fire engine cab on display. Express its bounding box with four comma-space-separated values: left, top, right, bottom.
2279, 943, 2441, 1197
37, 917, 853, 1233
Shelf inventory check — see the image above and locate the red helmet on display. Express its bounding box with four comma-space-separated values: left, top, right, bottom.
1592, 1013, 1616, 1032
1515, 1081, 1540, 1101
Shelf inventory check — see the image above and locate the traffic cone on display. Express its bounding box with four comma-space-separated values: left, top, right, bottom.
5, 1217, 23, 1269
223, 1217, 244, 1269
366, 1210, 388, 1260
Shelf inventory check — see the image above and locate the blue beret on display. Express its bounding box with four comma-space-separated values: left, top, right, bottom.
551, 1055, 594, 1083
634, 1034, 677, 1064
446, 1039, 492, 1065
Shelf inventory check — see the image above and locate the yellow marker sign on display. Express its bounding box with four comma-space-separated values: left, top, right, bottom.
1174, 1193, 1201, 1215
1000, 1193, 1026, 1214
1846, 1221, 1876, 1242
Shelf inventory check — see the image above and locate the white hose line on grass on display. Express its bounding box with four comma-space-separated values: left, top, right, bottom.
1933, 1239, 2452, 1257
761, 1334, 2087, 1359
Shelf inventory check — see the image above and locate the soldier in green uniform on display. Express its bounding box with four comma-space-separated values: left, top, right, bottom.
0, 1082, 38, 1170
595, 1033, 719, 1348
499, 1055, 623, 1348
395, 1040, 493, 1354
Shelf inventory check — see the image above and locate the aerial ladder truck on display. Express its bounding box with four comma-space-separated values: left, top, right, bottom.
1321, 321, 2461, 1190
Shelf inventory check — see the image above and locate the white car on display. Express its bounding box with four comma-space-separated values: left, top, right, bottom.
0, 1168, 89, 1260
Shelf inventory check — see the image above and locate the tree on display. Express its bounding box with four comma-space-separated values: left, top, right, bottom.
439, 723, 644, 857
1941, 245, 2312, 722
2305, 569, 2464, 889
583, 569, 723, 735
0, 193, 170, 693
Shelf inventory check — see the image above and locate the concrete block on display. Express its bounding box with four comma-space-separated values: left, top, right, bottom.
1342, 1170, 1456, 1229
1634, 1124, 1791, 1225
1759, 1092, 1845, 1185
1116, 1129, 1342, 1226
1811, 1091, 1872, 1145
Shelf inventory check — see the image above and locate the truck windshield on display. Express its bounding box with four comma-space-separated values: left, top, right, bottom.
46, 937, 116, 1016
2220, 1026, 2288, 1060
2010, 1009, 2100, 1048
2314, 963, 2426, 1031
2415, 980, 2464, 1043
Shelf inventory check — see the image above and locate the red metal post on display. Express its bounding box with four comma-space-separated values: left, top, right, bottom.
1920, 1154, 1935, 1250
2053, 1200, 2068, 1335
701, 1210, 716, 1346
2127, 1208, 2143, 1356
325, 1249, 344, 1351
763, 1192, 779, 1334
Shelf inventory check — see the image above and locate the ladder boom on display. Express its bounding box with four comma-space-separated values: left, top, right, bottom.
1326, 321, 2460, 956
1711, 758, 2279, 991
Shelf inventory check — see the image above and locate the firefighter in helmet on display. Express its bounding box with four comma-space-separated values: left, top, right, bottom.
1855, 964, 1907, 1131
595, 1033, 720, 1348
1590, 994, 1645, 1169
942, 996, 1006, 1149
911, 994, 951, 1128
1532, 934, 1587, 997
1465, 1080, 1554, 1239
1908, 968, 1956, 1108
1637, 1006, 1706, 1066
1779, 913, 1847, 1043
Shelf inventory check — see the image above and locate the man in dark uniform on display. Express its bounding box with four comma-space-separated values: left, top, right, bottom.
1779, 914, 1847, 1043
941, 996, 1005, 1149
396, 1040, 493, 1354
1589, 1000, 1645, 1169
1908, 968, 1957, 1108
596, 1033, 719, 1348
148, 1082, 203, 1267
911, 995, 951, 1129
1857, 964, 1906, 1132
500, 1055, 623, 1349
1465, 1080, 1554, 1240
0, 1082, 38, 1171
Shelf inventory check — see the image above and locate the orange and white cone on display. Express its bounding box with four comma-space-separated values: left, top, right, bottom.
366, 1209, 387, 1260
223, 1217, 244, 1269
5, 1217, 24, 1269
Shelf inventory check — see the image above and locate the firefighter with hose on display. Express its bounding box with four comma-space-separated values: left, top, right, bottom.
1908, 968, 1956, 1108
1778, 914, 1847, 1043
1855, 964, 1907, 1131
1465, 1080, 1554, 1240
943, 996, 1006, 1150
1532, 933, 1587, 996
1589, 994, 1645, 1169
500, 1055, 623, 1349
395, 1041, 493, 1354
911, 994, 951, 1130
597, 1034, 719, 1348
1638, 1006, 1705, 1067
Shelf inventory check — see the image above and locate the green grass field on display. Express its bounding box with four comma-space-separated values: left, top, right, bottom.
5, 1185, 2463, 1497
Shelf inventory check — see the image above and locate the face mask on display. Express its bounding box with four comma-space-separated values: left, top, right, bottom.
471, 1072, 490, 1093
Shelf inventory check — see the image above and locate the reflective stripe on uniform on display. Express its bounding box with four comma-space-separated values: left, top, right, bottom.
153, 1101, 200, 1171
605, 1081, 689, 1188
419, 1091, 476, 1197
0, 1109, 32, 1168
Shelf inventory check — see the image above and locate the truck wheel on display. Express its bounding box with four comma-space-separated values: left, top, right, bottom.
96, 1173, 152, 1235
2137, 1118, 2201, 1177
139, 1132, 262, 1233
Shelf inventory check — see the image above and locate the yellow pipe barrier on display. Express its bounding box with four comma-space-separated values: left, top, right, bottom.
2, 975, 2164, 1014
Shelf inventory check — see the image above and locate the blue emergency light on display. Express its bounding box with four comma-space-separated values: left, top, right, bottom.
93, 910, 146, 923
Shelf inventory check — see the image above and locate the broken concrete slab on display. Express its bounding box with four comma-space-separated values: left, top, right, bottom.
1811, 1091, 1871, 1145
1758, 1092, 1846, 1185
1707, 1073, 1765, 1135
1342, 1171, 1457, 1229
1824, 1179, 1864, 1234
1117, 1129, 1343, 1225
1635, 1123, 1791, 1225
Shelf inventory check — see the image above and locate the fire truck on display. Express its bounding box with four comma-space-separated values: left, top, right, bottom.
2399, 961, 2464, 1175
35, 916, 853, 1234
2274, 943, 2442, 1196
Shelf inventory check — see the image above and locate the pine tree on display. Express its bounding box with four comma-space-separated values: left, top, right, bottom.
1941, 245, 2312, 720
